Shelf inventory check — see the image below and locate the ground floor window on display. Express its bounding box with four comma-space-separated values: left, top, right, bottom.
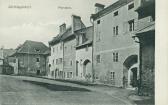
51, 71, 54, 77
110, 72, 115, 85
67, 72, 73, 78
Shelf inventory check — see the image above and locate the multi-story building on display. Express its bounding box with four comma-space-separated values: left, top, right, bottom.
62, 15, 86, 79
0, 48, 17, 74
91, 0, 140, 88
48, 15, 86, 80
48, 24, 65, 79
75, 26, 93, 82
11, 40, 49, 76
134, 0, 155, 96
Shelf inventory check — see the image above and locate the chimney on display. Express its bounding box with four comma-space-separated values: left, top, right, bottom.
95, 3, 105, 13
59, 23, 66, 34
72, 15, 85, 33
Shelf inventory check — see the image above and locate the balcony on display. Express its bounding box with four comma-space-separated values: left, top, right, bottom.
137, 16, 154, 31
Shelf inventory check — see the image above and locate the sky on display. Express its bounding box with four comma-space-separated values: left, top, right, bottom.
0, 0, 117, 49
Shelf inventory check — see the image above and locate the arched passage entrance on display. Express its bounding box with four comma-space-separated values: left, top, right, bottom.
123, 55, 139, 88
83, 59, 92, 82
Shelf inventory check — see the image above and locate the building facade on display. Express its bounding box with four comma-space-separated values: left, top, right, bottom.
48, 15, 86, 80
11, 40, 49, 76
0, 48, 16, 74
62, 15, 86, 79
75, 26, 93, 82
49, 30, 64, 79
91, 0, 140, 88
134, 0, 155, 96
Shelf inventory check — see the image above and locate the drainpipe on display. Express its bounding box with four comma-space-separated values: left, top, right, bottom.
90, 17, 94, 83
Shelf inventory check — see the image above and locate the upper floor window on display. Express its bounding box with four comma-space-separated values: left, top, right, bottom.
82, 33, 87, 43
114, 11, 118, 16
53, 60, 54, 65
64, 46, 67, 51
56, 59, 58, 64
128, 3, 134, 10
53, 48, 55, 53
96, 55, 101, 63
36, 58, 40, 62
60, 44, 63, 50
35, 49, 40, 52
59, 58, 63, 64
70, 60, 73, 66
97, 20, 100, 24
128, 19, 134, 32
113, 26, 119, 36
113, 52, 118, 62
110, 72, 115, 80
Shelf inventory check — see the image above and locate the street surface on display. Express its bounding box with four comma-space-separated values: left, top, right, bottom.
0, 75, 134, 105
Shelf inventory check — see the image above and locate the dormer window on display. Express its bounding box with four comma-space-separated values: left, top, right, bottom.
35, 49, 40, 52
114, 11, 118, 16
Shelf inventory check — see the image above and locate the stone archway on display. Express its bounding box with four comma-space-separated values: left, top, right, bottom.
83, 59, 92, 82
123, 55, 139, 88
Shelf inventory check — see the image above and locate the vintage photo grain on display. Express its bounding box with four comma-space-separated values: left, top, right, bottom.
0, 0, 155, 105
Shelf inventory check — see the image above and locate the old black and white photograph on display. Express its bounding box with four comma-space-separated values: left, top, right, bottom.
0, 0, 161, 105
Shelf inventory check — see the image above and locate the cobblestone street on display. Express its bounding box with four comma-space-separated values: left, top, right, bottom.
0, 75, 135, 105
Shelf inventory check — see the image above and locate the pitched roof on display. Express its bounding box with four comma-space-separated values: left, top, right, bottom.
91, 0, 134, 20
135, 22, 155, 35
61, 27, 74, 41
48, 34, 62, 45
0, 49, 16, 59
14, 40, 49, 55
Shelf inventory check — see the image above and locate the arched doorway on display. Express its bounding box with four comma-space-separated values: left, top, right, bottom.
83, 59, 92, 82
123, 55, 138, 88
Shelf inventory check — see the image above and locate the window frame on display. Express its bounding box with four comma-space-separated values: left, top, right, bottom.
96, 55, 101, 63
113, 52, 119, 62
128, 3, 134, 10
36, 57, 40, 62
128, 19, 135, 32
114, 11, 118, 16
97, 20, 100, 24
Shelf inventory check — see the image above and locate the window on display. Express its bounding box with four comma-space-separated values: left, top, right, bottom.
128, 20, 134, 32
113, 26, 119, 36
113, 27, 115, 35
64, 46, 67, 51
67, 72, 73, 78
36, 58, 40, 62
116, 26, 118, 35
96, 55, 101, 63
53, 60, 54, 65
114, 11, 118, 16
70, 60, 73, 66
35, 49, 40, 52
97, 20, 100, 24
110, 72, 115, 80
128, 3, 134, 10
113, 52, 118, 62
59, 58, 63, 64
82, 33, 87, 43
56, 59, 58, 64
